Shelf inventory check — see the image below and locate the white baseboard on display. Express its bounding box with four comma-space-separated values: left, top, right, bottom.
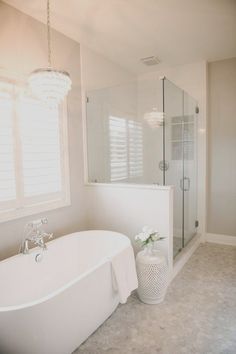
172, 234, 201, 280
206, 233, 236, 246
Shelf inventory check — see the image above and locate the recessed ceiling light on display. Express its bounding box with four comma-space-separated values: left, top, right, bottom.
140, 56, 161, 66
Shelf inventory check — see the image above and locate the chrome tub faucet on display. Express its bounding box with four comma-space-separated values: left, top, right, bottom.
20, 218, 53, 254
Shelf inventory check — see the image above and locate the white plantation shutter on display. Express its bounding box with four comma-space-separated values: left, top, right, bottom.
109, 116, 128, 181
19, 97, 62, 199
0, 78, 70, 222
109, 116, 143, 182
0, 93, 16, 205
128, 120, 143, 178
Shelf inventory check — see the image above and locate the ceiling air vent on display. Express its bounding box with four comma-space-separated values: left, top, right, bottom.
141, 56, 160, 66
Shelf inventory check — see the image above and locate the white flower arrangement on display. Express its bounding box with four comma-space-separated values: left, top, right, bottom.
135, 226, 165, 248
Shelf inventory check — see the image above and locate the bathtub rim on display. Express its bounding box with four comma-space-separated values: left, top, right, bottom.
0, 230, 131, 312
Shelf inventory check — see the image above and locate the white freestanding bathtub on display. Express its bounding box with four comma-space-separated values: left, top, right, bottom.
0, 230, 134, 354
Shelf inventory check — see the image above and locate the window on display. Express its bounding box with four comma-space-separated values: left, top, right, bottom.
109, 116, 143, 182
0, 79, 70, 222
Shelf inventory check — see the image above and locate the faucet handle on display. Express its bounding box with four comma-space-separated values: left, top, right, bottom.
28, 218, 48, 229
40, 232, 53, 241
48, 233, 53, 240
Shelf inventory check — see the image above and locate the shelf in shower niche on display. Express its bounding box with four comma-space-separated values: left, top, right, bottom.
170, 116, 195, 160
170, 121, 194, 126
171, 139, 193, 143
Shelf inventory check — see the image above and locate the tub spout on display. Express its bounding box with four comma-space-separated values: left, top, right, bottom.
21, 239, 29, 254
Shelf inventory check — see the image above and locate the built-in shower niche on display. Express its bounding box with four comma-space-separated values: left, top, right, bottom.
171, 115, 195, 161
85, 77, 198, 259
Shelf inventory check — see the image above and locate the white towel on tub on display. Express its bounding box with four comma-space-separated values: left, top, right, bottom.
111, 245, 138, 304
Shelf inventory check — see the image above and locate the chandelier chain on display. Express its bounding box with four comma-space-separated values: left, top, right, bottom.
47, 0, 52, 67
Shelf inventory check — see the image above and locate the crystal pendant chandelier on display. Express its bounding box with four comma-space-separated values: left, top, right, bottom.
144, 108, 164, 129
28, 0, 72, 106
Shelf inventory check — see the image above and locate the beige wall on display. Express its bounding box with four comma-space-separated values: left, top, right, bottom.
0, 2, 86, 260
208, 58, 236, 236
80, 45, 135, 91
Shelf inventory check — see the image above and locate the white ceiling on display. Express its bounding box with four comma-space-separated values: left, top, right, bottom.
3, 0, 236, 73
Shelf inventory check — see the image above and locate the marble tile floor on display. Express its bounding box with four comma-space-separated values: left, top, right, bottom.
74, 243, 236, 354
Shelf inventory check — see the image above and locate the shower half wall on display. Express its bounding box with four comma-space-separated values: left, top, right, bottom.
85, 77, 198, 258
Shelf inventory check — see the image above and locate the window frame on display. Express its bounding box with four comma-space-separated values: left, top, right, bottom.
0, 77, 71, 224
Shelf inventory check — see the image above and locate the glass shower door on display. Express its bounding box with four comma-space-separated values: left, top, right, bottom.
182, 93, 198, 246
163, 79, 198, 257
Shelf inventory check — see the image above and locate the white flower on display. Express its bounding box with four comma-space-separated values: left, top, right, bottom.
135, 226, 163, 247
135, 232, 149, 242
151, 233, 159, 241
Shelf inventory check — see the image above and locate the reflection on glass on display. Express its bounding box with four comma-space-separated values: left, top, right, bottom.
109, 116, 143, 182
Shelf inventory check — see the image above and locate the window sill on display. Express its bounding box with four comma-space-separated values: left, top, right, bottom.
0, 198, 71, 224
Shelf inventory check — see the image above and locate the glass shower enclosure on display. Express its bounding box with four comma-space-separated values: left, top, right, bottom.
85, 77, 198, 258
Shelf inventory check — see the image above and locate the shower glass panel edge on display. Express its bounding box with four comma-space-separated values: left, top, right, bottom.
183, 91, 198, 247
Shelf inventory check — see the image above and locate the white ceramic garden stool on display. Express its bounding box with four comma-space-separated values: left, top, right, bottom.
136, 249, 169, 304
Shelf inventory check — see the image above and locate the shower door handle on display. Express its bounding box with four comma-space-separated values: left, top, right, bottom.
180, 177, 190, 191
